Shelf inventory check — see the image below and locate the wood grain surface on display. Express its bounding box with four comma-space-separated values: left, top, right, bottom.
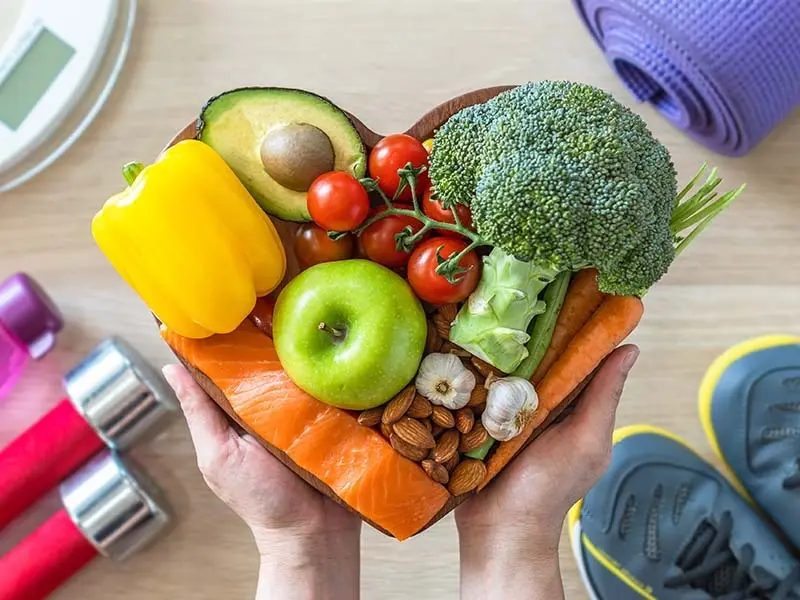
1, 1, 799, 598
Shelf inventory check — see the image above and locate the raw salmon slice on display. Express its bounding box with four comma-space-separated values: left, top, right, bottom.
161, 320, 450, 540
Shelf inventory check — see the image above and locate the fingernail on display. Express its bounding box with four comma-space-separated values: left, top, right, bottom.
621, 347, 640, 374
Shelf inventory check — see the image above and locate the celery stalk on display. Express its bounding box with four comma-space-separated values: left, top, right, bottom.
465, 437, 496, 460
512, 271, 571, 380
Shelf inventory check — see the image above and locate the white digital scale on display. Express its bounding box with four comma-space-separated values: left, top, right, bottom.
0, 0, 136, 192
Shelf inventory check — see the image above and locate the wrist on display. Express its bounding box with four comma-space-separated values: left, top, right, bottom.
255, 521, 358, 552
458, 524, 563, 600
254, 526, 361, 600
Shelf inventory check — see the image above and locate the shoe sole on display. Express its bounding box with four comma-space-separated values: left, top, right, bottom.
697, 334, 800, 506
567, 424, 707, 600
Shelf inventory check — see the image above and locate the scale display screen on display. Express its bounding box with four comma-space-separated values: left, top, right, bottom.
0, 27, 75, 131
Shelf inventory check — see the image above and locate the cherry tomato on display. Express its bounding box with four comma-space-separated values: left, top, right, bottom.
407, 237, 481, 305
422, 187, 474, 238
250, 296, 276, 337
294, 223, 354, 269
307, 172, 370, 231
368, 134, 430, 202
360, 204, 425, 268
354, 235, 369, 260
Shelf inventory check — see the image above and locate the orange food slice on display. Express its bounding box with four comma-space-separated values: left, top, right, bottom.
162, 320, 450, 540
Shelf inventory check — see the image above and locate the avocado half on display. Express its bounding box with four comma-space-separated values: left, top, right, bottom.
197, 87, 367, 222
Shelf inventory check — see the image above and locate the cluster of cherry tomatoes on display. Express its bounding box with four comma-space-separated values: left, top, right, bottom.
294, 133, 481, 305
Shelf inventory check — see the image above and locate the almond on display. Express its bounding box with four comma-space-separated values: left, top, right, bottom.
432, 312, 451, 340
393, 417, 436, 449
357, 407, 384, 427
390, 434, 428, 462
425, 320, 443, 354
431, 405, 455, 429
468, 385, 488, 407
448, 459, 487, 496
440, 340, 471, 358
422, 418, 432, 432
459, 423, 489, 453
382, 386, 415, 425
380, 422, 393, 439
443, 452, 460, 473
431, 429, 460, 463
407, 395, 433, 419
455, 407, 475, 434
471, 402, 486, 416
431, 424, 445, 437
421, 459, 450, 485
471, 356, 505, 379
438, 303, 458, 323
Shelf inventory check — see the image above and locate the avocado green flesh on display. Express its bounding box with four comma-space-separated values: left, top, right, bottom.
198, 88, 367, 222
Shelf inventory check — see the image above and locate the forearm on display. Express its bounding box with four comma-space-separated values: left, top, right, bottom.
255, 529, 360, 600
458, 530, 564, 600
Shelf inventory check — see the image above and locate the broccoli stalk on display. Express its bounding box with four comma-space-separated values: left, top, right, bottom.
447, 247, 559, 373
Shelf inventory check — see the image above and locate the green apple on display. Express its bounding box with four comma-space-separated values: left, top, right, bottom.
273, 259, 427, 410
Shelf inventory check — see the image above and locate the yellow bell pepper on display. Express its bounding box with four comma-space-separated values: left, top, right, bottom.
92, 139, 286, 339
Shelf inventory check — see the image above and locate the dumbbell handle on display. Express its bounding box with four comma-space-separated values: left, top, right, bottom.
0, 508, 98, 600
0, 399, 104, 530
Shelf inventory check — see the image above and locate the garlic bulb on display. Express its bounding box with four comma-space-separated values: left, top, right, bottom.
415, 353, 476, 410
481, 376, 539, 441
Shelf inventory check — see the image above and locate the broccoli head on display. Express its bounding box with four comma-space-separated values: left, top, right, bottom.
428, 80, 678, 296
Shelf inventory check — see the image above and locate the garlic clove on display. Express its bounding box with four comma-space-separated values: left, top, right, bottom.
415, 353, 476, 410
481, 376, 539, 441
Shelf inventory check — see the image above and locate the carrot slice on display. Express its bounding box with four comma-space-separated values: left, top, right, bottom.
532, 268, 606, 384
480, 294, 643, 489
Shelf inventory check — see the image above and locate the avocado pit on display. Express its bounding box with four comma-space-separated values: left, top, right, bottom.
260, 122, 335, 192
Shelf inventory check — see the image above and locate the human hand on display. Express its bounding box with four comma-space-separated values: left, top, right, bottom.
454, 345, 640, 600
162, 364, 361, 600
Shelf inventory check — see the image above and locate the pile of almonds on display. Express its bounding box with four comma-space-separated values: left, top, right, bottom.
357, 303, 505, 497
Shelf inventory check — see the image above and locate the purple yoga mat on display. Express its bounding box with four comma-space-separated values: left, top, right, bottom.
573, 0, 800, 156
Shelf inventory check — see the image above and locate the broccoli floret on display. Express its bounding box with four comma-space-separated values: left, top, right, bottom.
429, 80, 678, 296
433, 81, 744, 373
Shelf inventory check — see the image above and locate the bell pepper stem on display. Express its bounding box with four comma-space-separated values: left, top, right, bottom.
122, 162, 145, 186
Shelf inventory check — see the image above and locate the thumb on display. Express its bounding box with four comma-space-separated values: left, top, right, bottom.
558, 344, 639, 460
162, 364, 236, 469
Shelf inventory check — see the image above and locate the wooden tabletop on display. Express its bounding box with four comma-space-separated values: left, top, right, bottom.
2, 1, 799, 598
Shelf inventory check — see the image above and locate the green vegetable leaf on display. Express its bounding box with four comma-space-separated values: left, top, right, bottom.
448, 247, 560, 373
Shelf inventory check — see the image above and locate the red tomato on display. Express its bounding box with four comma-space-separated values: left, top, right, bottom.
250, 296, 276, 337
360, 204, 425, 268
422, 187, 474, 238
294, 223, 354, 269
407, 237, 481, 305
307, 172, 370, 231
368, 134, 430, 202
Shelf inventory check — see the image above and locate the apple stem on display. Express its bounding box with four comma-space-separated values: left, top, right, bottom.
318, 321, 345, 341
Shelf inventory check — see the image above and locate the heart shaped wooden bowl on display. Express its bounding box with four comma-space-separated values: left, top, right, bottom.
160, 86, 591, 539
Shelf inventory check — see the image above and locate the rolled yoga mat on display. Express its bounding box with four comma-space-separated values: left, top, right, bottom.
572, 0, 800, 156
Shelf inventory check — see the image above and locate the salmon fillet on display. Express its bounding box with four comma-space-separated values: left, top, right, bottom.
161, 320, 450, 540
